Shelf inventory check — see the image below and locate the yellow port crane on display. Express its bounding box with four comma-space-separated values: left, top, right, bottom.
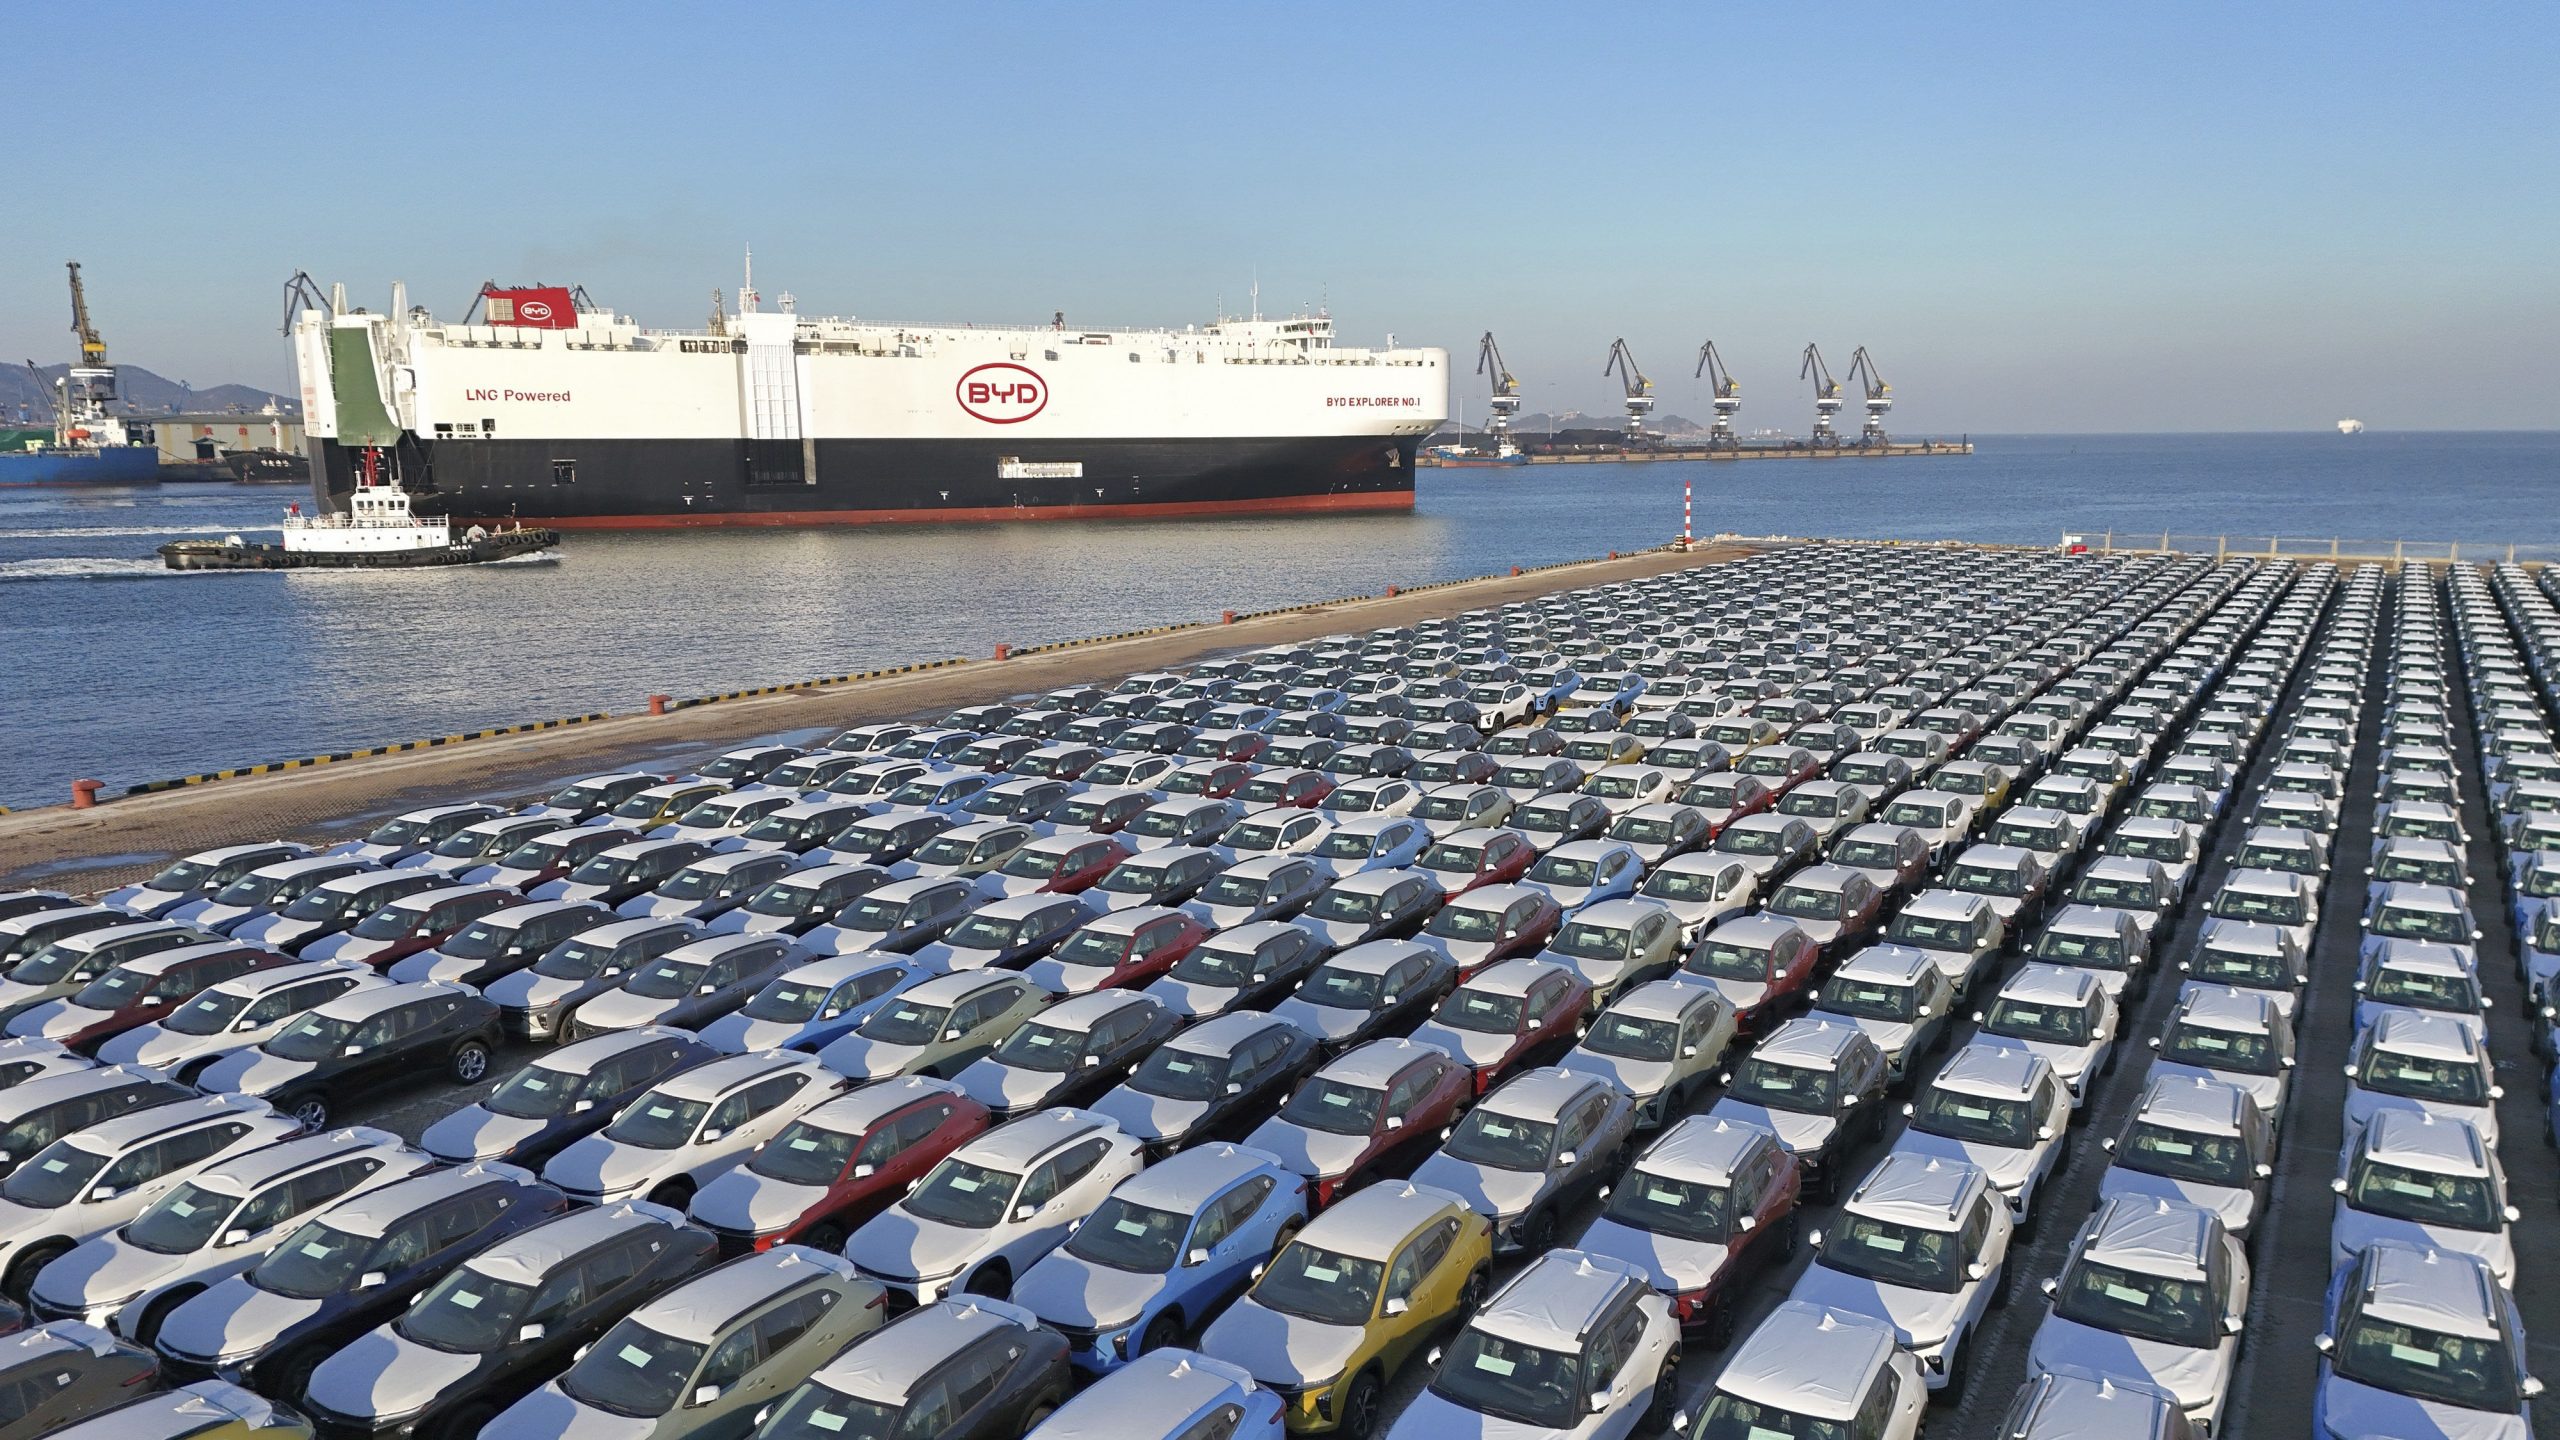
1694, 340, 1741, 448
1844, 346, 1892, 447
1801, 343, 1844, 447
1603, 338, 1655, 442
66, 261, 106, 367
1475, 332, 1522, 435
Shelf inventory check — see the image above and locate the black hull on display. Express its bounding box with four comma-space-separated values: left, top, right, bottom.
311, 433, 1418, 527
158, 528, 559, 570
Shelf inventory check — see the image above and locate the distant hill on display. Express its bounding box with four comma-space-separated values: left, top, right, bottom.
0, 365, 294, 424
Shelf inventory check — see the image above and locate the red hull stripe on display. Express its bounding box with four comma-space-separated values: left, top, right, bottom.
474, 489, 1416, 530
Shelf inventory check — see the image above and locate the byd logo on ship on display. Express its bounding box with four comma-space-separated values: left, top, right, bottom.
956, 362, 1048, 424
517, 300, 554, 322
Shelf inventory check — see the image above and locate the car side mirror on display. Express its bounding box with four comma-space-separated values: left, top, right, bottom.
518, 1322, 546, 1342
1967, 1262, 1989, 1282
358, 1270, 387, 1289
2524, 1377, 2546, 1398
1717, 1071, 1733, 1085
1559, 1150, 1579, 1167
944, 1028, 964, 1042
1841, 1093, 1859, 1106
1083, 1053, 1102, 1067
1735, 1212, 1757, 1232
572, 1100, 594, 1114
693, 1385, 724, 1407
2223, 1315, 2244, 1336
2036, 1125, 2056, 1142
1900, 1102, 1916, 1117
1384, 1115, 1404, 1131
1428, 1346, 1444, 1367
1383, 1297, 1410, 1317
1251, 1262, 1268, 1280
1680, 1044, 1699, 1058
2491, 1084, 2506, 1099
1186, 1247, 1210, 1267
2099, 1137, 2116, 1152
2040, 1277, 2059, 1297
90, 1186, 122, 1202
1969, 1010, 1985, 1023
342, 1045, 364, 1057
2147, 1037, 2161, 1050
1588, 1389, 1613, 1415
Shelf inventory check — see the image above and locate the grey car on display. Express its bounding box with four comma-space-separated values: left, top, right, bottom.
542, 1050, 849, 1208
1182, 854, 1330, 930
421, 1027, 712, 1167
1410, 1066, 1636, 1255
1531, 897, 1683, 1008
954, 989, 1183, 1120
817, 970, 1052, 1082
92, 960, 384, 1085
909, 893, 1093, 973
565, 932, 804, 1039
1557, 979, 1739, 1128
1142, 921, 1331, 1022
704, 862, 894, 937
614, 850, 801, 922
802, 875, 982, 955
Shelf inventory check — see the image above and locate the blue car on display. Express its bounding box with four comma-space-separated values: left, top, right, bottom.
1029, 1349, 1285, 1440
2317, 1240, 2539, 1440
696, 951, 941, 1054
1012, 1142, 1307, 1374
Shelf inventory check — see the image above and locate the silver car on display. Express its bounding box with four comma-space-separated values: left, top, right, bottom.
1556, 979, 1736, 1128
846, 1107, 1143, 1306
2096, 1075, 2273, 1237
1674, 1300, 1925, 1440
541, 1050, 847, 1208
1386, 1249, 1678, 1440
1410, 1067, 1635, 1256
2027, 1196, 2250, 1435
565, 932, 803, 1039
1788, 1151, 2014, 1392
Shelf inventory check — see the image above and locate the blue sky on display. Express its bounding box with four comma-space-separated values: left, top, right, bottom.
6, 1, 2553, 431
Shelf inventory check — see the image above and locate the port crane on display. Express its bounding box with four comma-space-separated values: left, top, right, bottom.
1603, 338, 1655, 441
1844, 347, 1892, 446
1475, 332, 1523, 436
1693, 340, 1741, 448
66, 262, 107, 369
1800, 343, 1843, 447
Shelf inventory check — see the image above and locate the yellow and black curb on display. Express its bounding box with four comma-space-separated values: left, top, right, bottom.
122, 713, 613, 796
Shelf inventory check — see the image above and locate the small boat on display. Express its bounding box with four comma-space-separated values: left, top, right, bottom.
1428, 437, 1529, 467
158, 483, 559, 570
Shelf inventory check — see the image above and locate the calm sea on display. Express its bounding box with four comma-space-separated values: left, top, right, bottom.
3, 431, 2552, 809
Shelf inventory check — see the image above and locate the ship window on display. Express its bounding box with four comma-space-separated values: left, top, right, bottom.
552, 460, 577, 486
1129, 352, 1140, 364
481, 419, 496, 433
434, 424, 453, 436
1044, 350, 1058, 362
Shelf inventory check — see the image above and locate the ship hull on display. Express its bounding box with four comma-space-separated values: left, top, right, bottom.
315, 432, 1419, 528
0, 445, 162, 486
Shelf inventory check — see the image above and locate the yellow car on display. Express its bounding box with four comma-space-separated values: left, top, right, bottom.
1198, 1181, 1494, 1437
1561, 731, 1648, 768
55, 1382, 312, 1440
606, 779, 732, 829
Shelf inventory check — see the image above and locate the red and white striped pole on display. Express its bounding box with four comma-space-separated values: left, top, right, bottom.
1682, 473, 1694, 545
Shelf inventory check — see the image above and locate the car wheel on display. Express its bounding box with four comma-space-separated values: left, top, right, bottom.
963, 1261, 1011, 1300
1520, 1209, 1556, 1257
800, 1221, 847, 1254
132, 1288, 196, 1347
1992, 1256, 2017, 1306
271, 1347, 325, 1404
449, 1040, 492, 1084
648, 1178, 694, 1211
1271, 1216, 1306, 1252
437, 1402, 500, 1440
1932, 1334, 1968, 1403
1703, 1287, 1740, 1348
1458, 1265, 1490, 1315
1645, 1351, 1683, 1431
283, 1093, 330, 1131
1, 1241, 69, 1304
1139, 1311, 1185, 1357
1339, 1371, 1384, 1440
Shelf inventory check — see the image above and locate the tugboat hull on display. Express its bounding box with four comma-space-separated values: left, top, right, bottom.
157, 527, 558, 571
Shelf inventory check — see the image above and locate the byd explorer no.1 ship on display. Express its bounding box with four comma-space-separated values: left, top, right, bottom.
286, 267, 1449, 527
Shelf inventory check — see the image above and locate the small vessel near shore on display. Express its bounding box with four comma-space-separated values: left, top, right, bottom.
158, 482, 558, 570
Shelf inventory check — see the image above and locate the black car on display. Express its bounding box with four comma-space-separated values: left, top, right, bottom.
820, 812, 958, 869
536, 837, 717, 907
759, 1296, 1071, 1440
301, 1196, 720, 1438
386, 899, 621, 989
1141, 920, 1331, 1021
196, 980, 504, 1131
419, 1026, 715, 1167
0, 1319, 160, 1440
0, 1067, 195, 1179
151, 1161, 572, 1399
1091, 1010, 1322, 1157
952, 990, 1183, 1121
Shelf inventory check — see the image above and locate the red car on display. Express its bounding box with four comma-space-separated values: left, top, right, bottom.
1237, 768, 1336, 810
1679, 914, 1825, 1034
18, 943, 291, 1053
1415, 829, 1537, 897
305, 883, 519, 969
1416, 882, 1563, 978
1407, 957, 1592, 1093
1160, 760, 1255, 800
1179, 729, 1270, 764
987, 835, 1132, 896
685, 1075, 990, 1254
1027, 906, 1207, 994
1677, 774, 1776, 838
1244, 1036, 1475, 1206
1581, 1114, 1801, 1344
1731, 745, 1822, 799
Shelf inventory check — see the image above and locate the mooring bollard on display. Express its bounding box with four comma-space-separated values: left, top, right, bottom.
1385, 585, 1398, 598
1511, 566, 1522, 577
647, 694, 670, 716
70, 779, 103, 809
995, 643, 1011, 661
1222, 610, 1236, 625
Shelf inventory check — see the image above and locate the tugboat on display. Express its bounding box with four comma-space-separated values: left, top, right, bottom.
158, 480, 558, 571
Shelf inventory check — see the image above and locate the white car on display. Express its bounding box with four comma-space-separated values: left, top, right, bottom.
539, 1050, 846, 1207
1888, 1043, 2072, 1224
1787, 1151, 2014, 1392
845, 1107, 1142, 1306
2027, 1196, 2250, 1435
1970, 964, 2119, 1105
93, 960, 385, 1086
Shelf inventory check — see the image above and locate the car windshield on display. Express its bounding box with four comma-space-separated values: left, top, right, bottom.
2235, 840, 2312, 873
8, 941, 110, 987
1128, 1044, 1230, 1101
482, 1061, 592, 1119
253, 1218, 384, 1300
399, 1265, 538, 1353
208, 871, 290, 908
905, 1157, 1020, 1229
1819, 1213, 1963, 1292
1515, 805, 1584, 837
2077, 872, 2164, 908
1602, 1168, 1730, 1241
2375, 855, 2460, 887
2119, 1122, 2249, 1185
1688, 939, 1772, 983
2113, 831, 2191, 863
1883, 801, 1950, 828
1911, 1086, 2036, 1145
749, 1119, 860, 1186
2212, 888, 2305, 924
1063, 1196, 1189, 1273
1642, 868, 1726, 904
1253, 1241, 1384, 1326
857, 998, 951, 1046
144, 858, 223, 892
2372, 906, 2468, 943
1278, 1077, 1383, 1135
1425, 904, 1504, 941
1306, 888, 1387, 925
2346, 1155, 2498, 1228
992, 1021, 1091, 1074
602, 1093, 710, 1149
535, 936, 633, 981
2053, 1259, 2217, 1346
2356, 1046, 2487, 1103
1767, 885, 1843, 920
1832, 837, 1904, 871
911, 835, 981, 869
430, 829, 505, 860
1886, 913, 1979, 952
2368, 966, 2478, 1012
560, 1320, 707, 1419
1097, 861, 1176, 895
1300, 964, 1387, 1010
72, 963, 168, 1010
161, 987, 251, 1036
1, 1140, 111, 1208
568, 852, 651, 887
1984, 996, 2090, 1042
1819, 976, 1918, 1022
350, 902, 434, 941
495, 837, 568, 870
124, 1179, 242, 1254
1434, 987, 1523, 1035
1954, 861, 2031, 898
1692, 1392, 1850, 1440
2191, 944, 2288, 988
1718, 827, 1786, 857
1126, 809, 1202, 841
2333, 1309, 2521, 1412
264, 1012, 357, 1061
1430, 1328, 1583, 1429
1727, 1057, 1838, 1114
1552, 919, 1637, 963
1166, 939, 1261, 988
2033, 928, 2128, 970
743, 974, 848, 1023
440, 917, 520, 961
1313, 832, 1381, 861
625, 958, 709, 1000
2160, 1022, 2280, 1075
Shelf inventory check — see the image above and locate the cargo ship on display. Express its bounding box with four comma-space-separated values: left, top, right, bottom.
287, 268, 1448, 528
2, 263, 162, 487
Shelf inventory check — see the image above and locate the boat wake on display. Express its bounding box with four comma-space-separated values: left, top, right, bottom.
0, 523, 282, 539
0, 556, 236, 582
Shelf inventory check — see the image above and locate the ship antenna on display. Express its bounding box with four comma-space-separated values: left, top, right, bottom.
742, 245, 758, 314
1250, 273, 1260, 322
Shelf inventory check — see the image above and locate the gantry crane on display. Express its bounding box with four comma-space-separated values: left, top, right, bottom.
1801, 343, 1843, 447
1844, 347, 1892, 446
1475, 332, 1523, 436
1604, 338, 1654, 441
1694, 340, 1741, 448
65, 262, 106, 368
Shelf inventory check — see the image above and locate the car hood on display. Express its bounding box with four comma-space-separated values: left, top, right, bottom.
0, 1198, 73, 1248
1268, 999, 1365, 1043
299, 932, 387, 964
96, 1023, 223, 1071
1408, 1155, 1547, 1222
1415, 935, 1501, 971
308, 1328, 483, 1422
1187, 903, 1266, 931
1242, 1121, 1371, 1180
1405, 1023, 1515, 1071
2318, 1372, 2528, 1440
1020, 960, 1110, 996
6, 999, 98, 1041
698, 1014, 809, 1055
1200, 1298, 1367, 1387
690, 1169, 826, 1236
102, 885, 183, 916
419, 1106, 548, 1164
1556, 1050, 1675, 1099
1300, 917, 1382, 949
158, 1274, 323, 1365
1142, 977, 1241, 1021
2027, 1313, 2227, 1413
618, 894, 711, 919
2148, 1062, 2285, 1117
574, 991, 682, 1032
1790, 917, 1849, 946
1572, 1215, 1733, 1291
2328, 1207, 2514, 1286
1891, 1130, 2042, 1194
486, 1386, 658, 1440
1089, 1087, 1212, 1145
29, 1232, 181, 1312
2095, 1169, 2258, 1233
387, 950, 488, 985
0, 979, 60, 1015
1787, 1265, 1969, 1350
1704, 979, 1775, 1014
199, 1049, 315, 1098
958, 1062, 1070, 1114
229, 914, 326, 949
1013, 1251, 1170, 1330
1385, 1387, 1571, 1440
169, 900, 260, 930
2342, 1091, 2496, 1148
542, 1136, 665, 1199
485, 971, 583, 1009
847, 1209, 991, 1282
817, 1035, 928, 1081
1705, 1102, 1839, 1155
1974, 1035, 2097, 1088
1835, 1015, 1919, 1057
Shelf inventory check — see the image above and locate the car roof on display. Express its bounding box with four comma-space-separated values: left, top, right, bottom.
2001, 1366, 2188, 1439
628, 1246, 861, 1344
1478, 1066, 1605, 1121
1831, 945, 1936, 984
953, 1107, 1121, 1170
1463, 957, 1574, 999
1037, 989, 1158, 1031
178, 1125, 413, 1197
1031, 1351, 1262, 1440
894, 968, 1028, 1006
1471, 1250, 1647, 1349
103, 941, 257, 978
1633, 1114, 1772, 1185
1318, 1037, 1446, 1088
1325, 940, 1434, 975
311, 978, 474, 1022
1900, 890, 1989, 920
2173, 984, 2282, 1031
2080, 1195, 2219, 1280
322, 1161, 538, 1238
2045, 905, 2135, 937
2364, 1008, 2483, 1060
1715, 1301, 1897, 1420
466, 1198, 691, 1287
2350, 1240, 2504, 1341
652, 1051, 829, 1102
1844, 1152, 1986, 1229
1927, 1043, 2052, 1101
1296, 1180, 1467, 1262
1165, 1011, 1302, 1058
1448, 882, 1545, 913
2357, 1108, 2494, 1176
814, 1296, 1039, 1404
1113, 1141, 1285, 1210
1754, 1017, 1862, 1067
2372, 882, 2469, 912
1607, 978, 1722, 1024
1705, 913, 1807, 947
536, 1026, 698, 1075
2132, 1075, 2251, 1136
46, 1092, 272, 1156
2364, 939, 2476, 976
